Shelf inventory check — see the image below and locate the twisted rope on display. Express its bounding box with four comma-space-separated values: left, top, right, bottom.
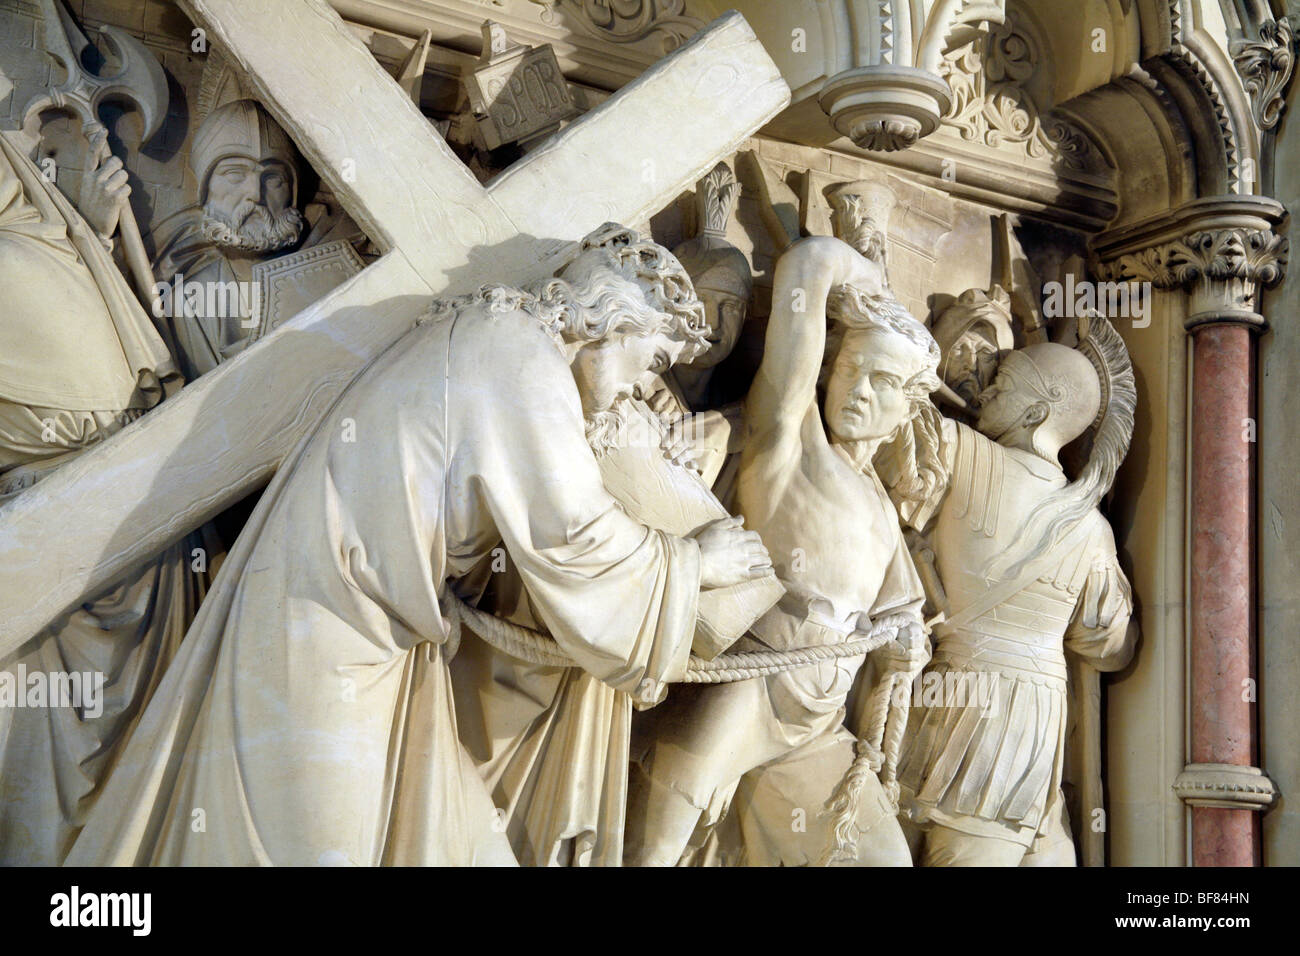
445, 592, 895, 683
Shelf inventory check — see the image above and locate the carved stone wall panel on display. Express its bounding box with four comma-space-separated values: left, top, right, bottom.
0, 0, 1295, 874
936, 14, 1111, 177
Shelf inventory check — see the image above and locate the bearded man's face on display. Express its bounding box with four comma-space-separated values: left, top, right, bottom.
944, 325, 1002, 407
201, 157, 303, 254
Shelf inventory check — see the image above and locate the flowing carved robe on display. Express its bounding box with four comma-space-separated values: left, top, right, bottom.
0, 132, 194, 866
66, 299, 699, 866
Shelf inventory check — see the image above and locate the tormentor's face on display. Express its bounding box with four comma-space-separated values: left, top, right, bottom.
823, 328, 915, 443
206, 157, 293, 222
975, 365, 1032, 440
944, 327, 1001, 407
570, 328, 685, 417
687, 290, 746, 369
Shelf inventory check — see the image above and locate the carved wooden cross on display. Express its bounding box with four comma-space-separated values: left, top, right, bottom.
0, 0, 788, 650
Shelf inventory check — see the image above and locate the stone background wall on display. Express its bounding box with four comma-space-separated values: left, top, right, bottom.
1260, 78, 1298, 868
1, 0, 1067, 346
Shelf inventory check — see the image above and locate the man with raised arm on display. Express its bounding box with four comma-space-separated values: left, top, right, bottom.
628, 234, 940, 866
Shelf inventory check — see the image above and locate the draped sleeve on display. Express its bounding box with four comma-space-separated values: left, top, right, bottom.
1064, 521, 1135, 672
444, 305, 700, 705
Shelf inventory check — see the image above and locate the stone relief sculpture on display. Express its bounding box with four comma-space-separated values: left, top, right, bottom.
930, 285, 1016, 416
65, 224, 773, 865
626, 234, 938, 866
644, 160, 754, 488
152, 89, 370, 381
828, 179, 893, 271
0, 131, 196, 865
151, 98, 308, 378
894, 314, 1138, 866
0, 0, 1177, 873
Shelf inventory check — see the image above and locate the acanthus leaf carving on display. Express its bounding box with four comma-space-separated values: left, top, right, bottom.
938, 18, 1105, 172
1095, 228, 1288, 308
1230, 17, 1296, 132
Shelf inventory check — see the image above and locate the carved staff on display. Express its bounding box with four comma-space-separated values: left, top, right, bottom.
995, 213, 1047, 344
24, 0, 169, 313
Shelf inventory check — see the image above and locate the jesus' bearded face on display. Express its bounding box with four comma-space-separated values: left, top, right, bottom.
570, 329, 685, 455
570, 329, 684, 414
200, 157, 304, 254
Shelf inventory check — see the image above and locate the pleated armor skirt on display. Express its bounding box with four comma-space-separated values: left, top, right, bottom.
895, 660, 1067, 846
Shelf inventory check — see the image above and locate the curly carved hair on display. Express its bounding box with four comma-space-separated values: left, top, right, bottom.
418, 223, 711, 363
549, 223, 710, 359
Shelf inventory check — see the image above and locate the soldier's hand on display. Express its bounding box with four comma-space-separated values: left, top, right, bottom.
79, 129, 131, 239
693, 515, 772, 589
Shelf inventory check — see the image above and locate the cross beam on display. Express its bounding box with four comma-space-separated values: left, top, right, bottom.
0, 0, 789, 651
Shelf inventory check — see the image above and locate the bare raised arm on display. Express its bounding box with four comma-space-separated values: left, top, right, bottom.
745, 236, 884, 436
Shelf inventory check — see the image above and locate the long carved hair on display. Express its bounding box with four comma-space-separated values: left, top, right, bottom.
551, 222, 710, 358
418, 223, 710, 359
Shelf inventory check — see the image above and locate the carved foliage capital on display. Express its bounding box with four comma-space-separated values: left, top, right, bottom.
1096, 227, 1288, 291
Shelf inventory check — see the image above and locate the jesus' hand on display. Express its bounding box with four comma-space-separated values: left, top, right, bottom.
692, 515, 773, 589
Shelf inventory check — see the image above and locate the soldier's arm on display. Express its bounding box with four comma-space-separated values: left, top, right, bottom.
1065, 520, 1136, 672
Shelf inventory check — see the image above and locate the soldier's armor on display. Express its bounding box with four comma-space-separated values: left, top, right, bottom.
930, 424, 1095, 685
898, 421, 1130, 847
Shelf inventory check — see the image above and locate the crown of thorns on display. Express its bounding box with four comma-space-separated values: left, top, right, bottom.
579, 223, 709, 340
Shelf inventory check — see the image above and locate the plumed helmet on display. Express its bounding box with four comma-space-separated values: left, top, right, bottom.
1001, 342, 1101, 447
672, 161, 753, 302
671, 238, 753, 301
189, 99, 299, 205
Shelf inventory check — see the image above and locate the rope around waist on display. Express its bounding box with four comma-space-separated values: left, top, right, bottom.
445, 591, 897, 684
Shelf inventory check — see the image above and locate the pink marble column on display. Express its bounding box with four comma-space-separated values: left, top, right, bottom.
1188, 324, 1258, 866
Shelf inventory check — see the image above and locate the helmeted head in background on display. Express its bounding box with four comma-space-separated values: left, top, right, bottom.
976, 341, 1101, 462
932, 286, 1016, 408
189, 99, 304, 253
671, 162, 754, 370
